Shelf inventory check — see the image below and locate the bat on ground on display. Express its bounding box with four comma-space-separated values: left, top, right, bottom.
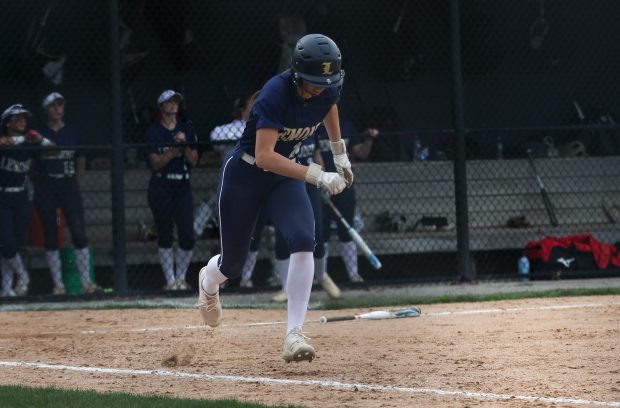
526, 149, 559, 227
323, 194, 382, 269
319, 306, 421, 324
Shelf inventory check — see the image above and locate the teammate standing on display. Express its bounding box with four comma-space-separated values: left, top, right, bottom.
0, 104, 51, 297
34, 92, 100, 295
317, 118, 365, 283
196, 34, 351, 363
146, 90, 198, 290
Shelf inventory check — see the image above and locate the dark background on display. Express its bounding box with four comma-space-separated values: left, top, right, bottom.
1, 0, 619, 154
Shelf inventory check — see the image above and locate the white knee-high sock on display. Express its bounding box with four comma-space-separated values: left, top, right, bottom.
274, 258, 290, 289
158, 247, 175, 285
241, 250, 258, 282
6, 254, 28, 289
175, 248, 193, 281
7, 254, 27, 279
75, 247, 91, 286
314, 253, 327, 281
201, 255, 227, 295
339, 241, 358, 279
1, 258, 13, 294
286, 251, 313, 333
46, 250, 63, 287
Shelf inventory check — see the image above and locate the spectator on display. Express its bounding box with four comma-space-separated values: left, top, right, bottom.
364, 106, 409, 162
209, 91, 259, 159
0, 104, 51, 297
34, 92, 100, 295
350, 127, 380, 162
145, 90, 198, 290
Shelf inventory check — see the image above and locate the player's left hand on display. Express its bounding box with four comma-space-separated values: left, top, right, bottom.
25, 129, 43, 144
175, 131, 186, 143
330, 139, 354, 187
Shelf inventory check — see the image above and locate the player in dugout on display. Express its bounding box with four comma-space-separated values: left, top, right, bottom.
0, 104, 53, 297
145, 90, 198, 291
33, 92, 101, 295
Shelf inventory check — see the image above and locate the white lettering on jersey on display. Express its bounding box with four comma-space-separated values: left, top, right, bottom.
279, 123, 321, 142
298, 144, 315, 158
0, 156, 30, 173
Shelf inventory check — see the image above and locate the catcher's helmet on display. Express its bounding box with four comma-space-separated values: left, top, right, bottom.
291, 34, 344, 88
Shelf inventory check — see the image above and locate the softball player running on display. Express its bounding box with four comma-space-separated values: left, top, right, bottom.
146, 90, 198, 291
34, 92, 100, 295
0, 104, 51, 297
197, 34, 351, 363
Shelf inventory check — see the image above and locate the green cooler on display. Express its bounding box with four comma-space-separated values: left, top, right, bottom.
60, 247, 95, 295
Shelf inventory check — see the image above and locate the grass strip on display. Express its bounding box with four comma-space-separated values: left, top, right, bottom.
0, 385, 300, 408
1, 286, 619, 313
321, 287, 620, 310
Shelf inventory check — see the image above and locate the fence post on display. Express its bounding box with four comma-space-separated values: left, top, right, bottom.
450, 0, 473, 281
109, 0, 128, 294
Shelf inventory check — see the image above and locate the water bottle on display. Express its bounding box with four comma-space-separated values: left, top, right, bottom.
496, 136, 504, 159
518, 256, 530, 282
412, 136, 422, 161
419, 146, 428, 161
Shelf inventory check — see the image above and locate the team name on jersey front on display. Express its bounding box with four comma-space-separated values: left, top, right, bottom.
0, 156, 30, 173
279, 123, 321, 142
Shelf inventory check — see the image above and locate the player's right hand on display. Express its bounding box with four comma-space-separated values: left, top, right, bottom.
25, 129, 43, 144
305, 163, 346, 195
318, 171, 346, 195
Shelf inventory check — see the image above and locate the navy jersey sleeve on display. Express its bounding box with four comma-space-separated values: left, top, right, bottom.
253, 77, 287, 131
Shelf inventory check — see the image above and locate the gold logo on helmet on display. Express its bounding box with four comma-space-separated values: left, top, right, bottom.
322, 62, 333, 75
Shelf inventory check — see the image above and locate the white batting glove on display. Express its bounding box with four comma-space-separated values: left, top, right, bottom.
330, 139, 354, 187
305, 163, 346, 195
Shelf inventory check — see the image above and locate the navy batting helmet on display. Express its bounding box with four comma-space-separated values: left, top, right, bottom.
291, 34, 344, 88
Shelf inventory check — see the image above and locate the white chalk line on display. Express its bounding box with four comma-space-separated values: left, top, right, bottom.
79, 301, 620, 335
0, 360, 618, 406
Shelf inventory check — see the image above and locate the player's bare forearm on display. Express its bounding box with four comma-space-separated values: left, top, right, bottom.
255, 128, 307, 180
148, 150, 176, 171
256, 149, 308, 181
184, 148, 198, 167
323, 105, 342, 142
77, 156, 86, 178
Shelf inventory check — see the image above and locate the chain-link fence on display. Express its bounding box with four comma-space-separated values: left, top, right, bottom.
1, 0, 619, 299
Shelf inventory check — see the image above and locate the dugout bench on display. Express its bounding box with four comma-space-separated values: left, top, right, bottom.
22, 156, 620, 270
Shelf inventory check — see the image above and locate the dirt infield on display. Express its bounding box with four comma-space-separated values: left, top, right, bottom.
0, 295, 619, 407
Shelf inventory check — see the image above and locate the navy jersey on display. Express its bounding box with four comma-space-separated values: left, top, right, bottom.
317, 118, 361, 172
145, 121, 197, 177
239, 70, 340, 160
296, 133, 319, 166
0, 148, 32, 189
36, 125, 83, 177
